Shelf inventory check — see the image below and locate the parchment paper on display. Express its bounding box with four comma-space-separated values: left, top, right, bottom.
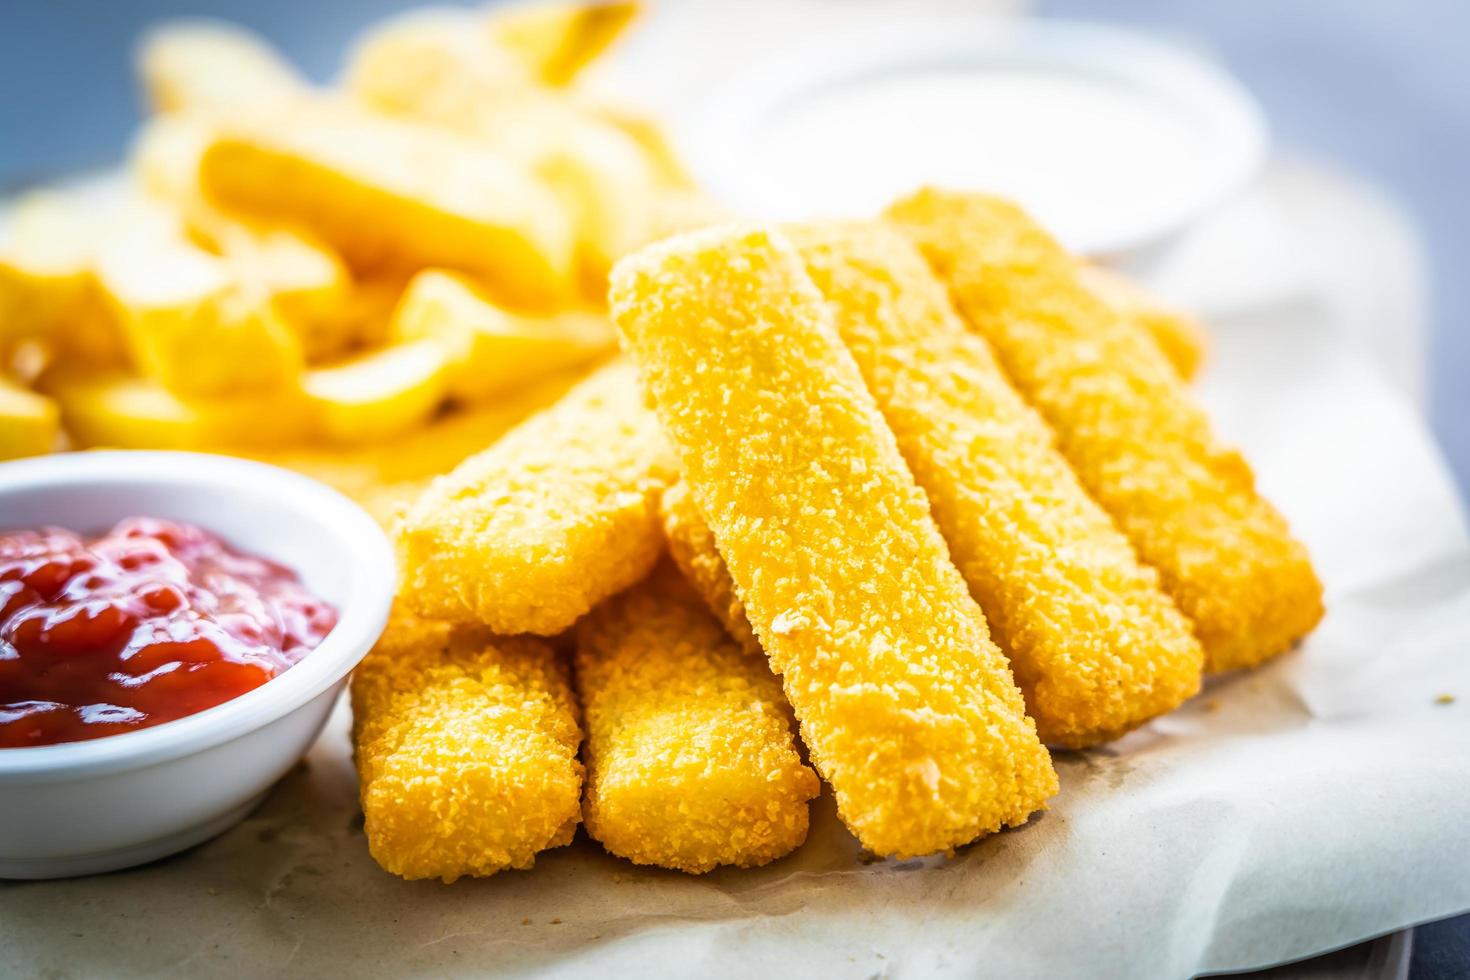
3, 188, 1468, 978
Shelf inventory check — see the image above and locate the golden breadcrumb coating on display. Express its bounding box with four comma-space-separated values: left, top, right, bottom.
575, 562, 819, 873
781, 222, 1204, 747
658, 479, 762, 657
610, 224, 1056, 859
888, 190, 1323, 672
396, 359, 676, 635
351, 610, 583, 882
1079, 264, 1206, 381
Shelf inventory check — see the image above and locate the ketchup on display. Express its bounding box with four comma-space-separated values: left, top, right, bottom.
0, 517, 336, 747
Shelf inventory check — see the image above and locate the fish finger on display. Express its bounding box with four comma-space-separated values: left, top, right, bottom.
351, 610, 583, 882
610, 224, 1056, 858
888, 190, 1322, 671
575, 561, 818, 872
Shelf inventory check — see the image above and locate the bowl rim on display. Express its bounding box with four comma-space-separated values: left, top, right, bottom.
684, 16, 1269, 259
0, 450, 395, 781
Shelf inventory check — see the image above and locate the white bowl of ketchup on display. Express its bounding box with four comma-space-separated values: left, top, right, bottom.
0, 451, 395, 879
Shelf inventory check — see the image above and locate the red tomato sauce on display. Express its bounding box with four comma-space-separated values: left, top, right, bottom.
0, 517, 336, 748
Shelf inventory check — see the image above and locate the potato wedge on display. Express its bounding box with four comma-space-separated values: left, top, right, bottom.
138, 20, 306, 115
344, 10, 532, 122
44, 366, 309, 450
199, 102, 575, 309
347, 23, 653, 290
134, 115, 355, 362
390, 269, 613, 403
491, 1, 639, 86
95, 207, 303, 396
302, 339, 449, 445
0, 377, 60, 459
0, 192, 126, 364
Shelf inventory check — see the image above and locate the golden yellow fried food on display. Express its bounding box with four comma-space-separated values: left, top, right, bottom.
889, 190, 1323, 672
788, 222, 1203, 747
657, 479, 761, 657
346, 20, 656, 294
137, 20, 305, 115
351, 610, 583, 882
575, 562, 819, 873
0, 378, 59, 459
198, 102, 575, 309
0, 191, 125, 365
1079, 264, 1206, 381
94, 205, 303, 396
397, 360, 675, 635
611, 225, 1056, 858
301, 339, 448, 445
491, 1, 640, 86
389, 269, 613, 404
133, 114, 355, 363
42, 366, 310, 450
258, 367, 587, 526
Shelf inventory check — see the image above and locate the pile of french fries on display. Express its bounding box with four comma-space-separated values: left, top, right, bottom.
0, 2, 718, 517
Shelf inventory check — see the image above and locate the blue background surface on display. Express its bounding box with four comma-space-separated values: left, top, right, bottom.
1, 1, 1465, 974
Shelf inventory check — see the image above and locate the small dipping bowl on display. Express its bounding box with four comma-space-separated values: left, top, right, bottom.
0, 451, 395, 879
685, 19, 1267, 267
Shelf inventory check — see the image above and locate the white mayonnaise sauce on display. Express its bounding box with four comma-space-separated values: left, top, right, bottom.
731, 66, 1212, 251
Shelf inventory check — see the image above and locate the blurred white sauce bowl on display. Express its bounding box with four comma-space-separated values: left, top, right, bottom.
685, 19, 1267, 266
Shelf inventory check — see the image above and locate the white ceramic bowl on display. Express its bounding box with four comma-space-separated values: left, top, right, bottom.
0, 451, 395, 879
684, 18, 1267, 267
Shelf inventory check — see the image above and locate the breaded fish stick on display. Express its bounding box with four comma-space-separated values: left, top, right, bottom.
658, 479, 761, 657
575, 562, 819, 872
397, 360, 674, 635
888, 191, 1323, 672
611, 225, 1056, 858
351, 610, 583, 882
784, 223, 1203, 747
1079, 264, 1205, 381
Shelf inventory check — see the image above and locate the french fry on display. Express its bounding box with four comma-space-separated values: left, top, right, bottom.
137, 20, 306, 115
397, 360, 675, 636
351, 609, 584, 882
199, 102, 575, 309
94, 206, 303, 396
0, 192, 125, 365
347, 21, 655, 291
490, 1, 640, 86
389, 269, 613, 403
611, 225, 1056, 859
1079, 264, 1206, 381
888, 190, 1322, 672
258, 366, 587, 527
302, 339, 449, 445
0, 378, 60, 459
133, 114, 354, 362
43, 366, 309, 451
576, 561, 818, 873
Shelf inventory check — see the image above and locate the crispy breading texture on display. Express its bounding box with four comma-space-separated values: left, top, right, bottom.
396, 359, 675, 635
575, 562, 819, 873
350, 611, 583, 882
658, 479, 761, 657
1079, 264, 1206, 381
888, 190, 1323, 672
610, 224, 1056, 858
198, 102, 574, 309
783, 222, 1204, 747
